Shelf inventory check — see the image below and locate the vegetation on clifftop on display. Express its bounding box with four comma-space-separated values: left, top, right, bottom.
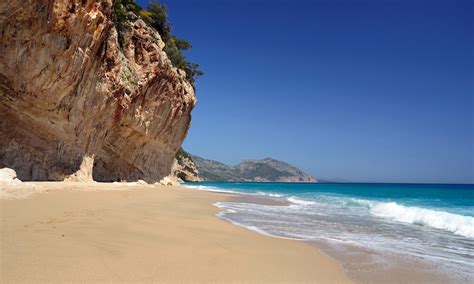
114, 0, 203, 84
175, 148, 193, 163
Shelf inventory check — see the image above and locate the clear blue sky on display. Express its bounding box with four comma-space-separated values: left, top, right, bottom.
137, 0, 473, 184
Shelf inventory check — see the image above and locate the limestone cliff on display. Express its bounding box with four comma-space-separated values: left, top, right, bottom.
0, 0, 196, 182
171, 149, 200, 182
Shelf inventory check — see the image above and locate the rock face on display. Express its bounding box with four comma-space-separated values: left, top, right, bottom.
192, 156, 317, 182
171, 149, 201, 182
0, 1, 196, 182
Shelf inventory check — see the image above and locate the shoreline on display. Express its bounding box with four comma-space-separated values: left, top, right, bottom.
203, 186, 467, 284
0, 182, 351, 283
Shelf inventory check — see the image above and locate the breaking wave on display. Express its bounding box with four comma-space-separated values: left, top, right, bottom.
287, 196, 316, 206
370, 202, 474, 239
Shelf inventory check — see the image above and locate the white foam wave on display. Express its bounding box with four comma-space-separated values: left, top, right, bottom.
214, 202, 304, 240
370, 202, 474, 239
256, 191, 284, 197
183, 184, 287, 199
181, 184, 240, 194
343, 198, 374, 208
287, 196, 316, 206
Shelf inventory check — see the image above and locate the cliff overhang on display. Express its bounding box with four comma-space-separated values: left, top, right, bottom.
0, 0, 196, 183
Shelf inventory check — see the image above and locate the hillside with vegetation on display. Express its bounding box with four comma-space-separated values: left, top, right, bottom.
114, 0, 203, 84
191, 156, 317, 183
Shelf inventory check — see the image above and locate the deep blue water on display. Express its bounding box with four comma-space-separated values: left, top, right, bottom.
184, 182, 474, 279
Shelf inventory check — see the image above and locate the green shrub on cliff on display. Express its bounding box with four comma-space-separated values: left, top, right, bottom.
145, 1, 203, 84
114, 0, 141, 22
176, 148, 192, 163
113, 0, 203, 84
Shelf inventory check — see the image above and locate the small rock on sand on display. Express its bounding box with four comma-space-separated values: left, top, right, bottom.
0, 167, 22, 185
0, 167, 39, 199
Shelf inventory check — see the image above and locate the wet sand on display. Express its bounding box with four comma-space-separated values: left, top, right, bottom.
310, 239, 457, 284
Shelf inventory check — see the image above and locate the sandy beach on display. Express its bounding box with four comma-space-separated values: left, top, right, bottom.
0, 182, 351, 283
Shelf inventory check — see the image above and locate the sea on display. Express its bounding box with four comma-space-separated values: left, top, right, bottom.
183, 182, 473, 282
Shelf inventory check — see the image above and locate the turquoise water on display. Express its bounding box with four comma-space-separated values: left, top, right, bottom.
184, 182, 474, 279
188, 182, 474, 215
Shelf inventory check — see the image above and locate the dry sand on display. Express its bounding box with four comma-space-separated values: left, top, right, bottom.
0, 182, 351, 283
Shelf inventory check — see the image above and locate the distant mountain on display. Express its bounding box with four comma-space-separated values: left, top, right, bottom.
191, 155, 317, 182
